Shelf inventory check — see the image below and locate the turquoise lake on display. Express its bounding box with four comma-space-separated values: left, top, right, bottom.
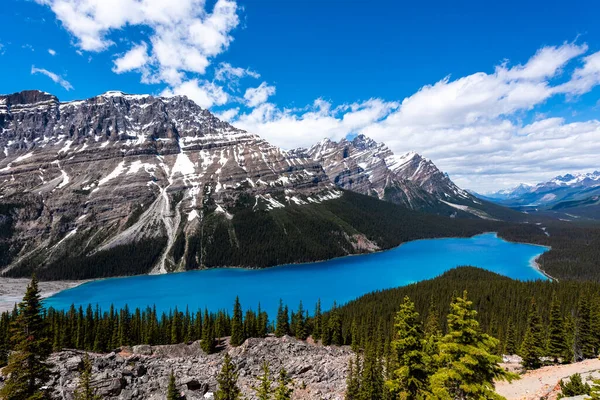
44, 233, 549, 317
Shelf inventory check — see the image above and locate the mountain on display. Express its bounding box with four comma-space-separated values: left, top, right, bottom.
294, 135, 523, 221
0, 90, 497, 280
480, 171, 600, 219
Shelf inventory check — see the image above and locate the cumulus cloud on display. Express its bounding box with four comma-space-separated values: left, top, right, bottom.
31, 65, 73, 90
233, 43, 600, 191
243, 82, 276, 107
36, 0, 240, 91
48, 48, 56, 56
112, 42, 149, 73
160, 79, 228, 109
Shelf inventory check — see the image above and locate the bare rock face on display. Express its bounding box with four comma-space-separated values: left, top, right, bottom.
42, 336, 351, 400
0, 90, 340, 278
301, 134, 498, 218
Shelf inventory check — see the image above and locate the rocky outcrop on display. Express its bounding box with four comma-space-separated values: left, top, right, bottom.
39, 336, 351, 400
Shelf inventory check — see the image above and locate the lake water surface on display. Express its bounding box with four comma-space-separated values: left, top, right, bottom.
44, 233, 549, 317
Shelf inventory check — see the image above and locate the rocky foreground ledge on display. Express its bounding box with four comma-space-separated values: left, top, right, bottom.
37, 336, 351, 400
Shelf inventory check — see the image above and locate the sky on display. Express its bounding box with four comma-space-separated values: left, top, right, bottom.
1, 0, 600, 192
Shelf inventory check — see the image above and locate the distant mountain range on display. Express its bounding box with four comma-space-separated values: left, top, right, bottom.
0, 90, 521, 280
476, 171, 600, 220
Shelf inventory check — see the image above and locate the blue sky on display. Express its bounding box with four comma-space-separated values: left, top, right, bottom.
1, 0, 600, 191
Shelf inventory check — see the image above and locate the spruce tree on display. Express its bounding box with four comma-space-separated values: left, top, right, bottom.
253, 362, 273, 400
504, 321, 517, 355
0, 275, 52, 400
576, 296, 595, 360
215, 354, 241, 400
313, 300, 322, 342
273, 368, 293, 400
166, 370, 179, 400
345, 356, 361, 400
547, 294, 567, 363
230, 297, 245, 347
328, 302, 342, 346
430, 291, 517, 399
558, 373, 591, 398
520, 298, 544, 369
275, 300, 289, 338
386, 296, 431, 399
358, 342, 384, 400
294, 301, 307, 340
74, 354, 101, 400
201, 310, 216, 354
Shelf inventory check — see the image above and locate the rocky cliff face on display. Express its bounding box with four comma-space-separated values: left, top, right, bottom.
0, 90, 340, 278
298, 135, 501, 219
33, 336, 351, 400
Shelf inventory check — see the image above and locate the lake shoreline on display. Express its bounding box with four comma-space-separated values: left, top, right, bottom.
1, 232, 553, 311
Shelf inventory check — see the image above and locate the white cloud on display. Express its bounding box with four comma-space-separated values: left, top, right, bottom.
36, 0, 240, 88
48, 48, 56, 56
215, 107, 240, 122
112, 42, 149, 73
160, 79, 228, 109
215, 62, 259, 82
31, 65, 73, 91
243, 82, 276, 107
233, 43, 600, 191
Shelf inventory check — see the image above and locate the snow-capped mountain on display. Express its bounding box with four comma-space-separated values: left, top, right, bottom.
483, 171, 600, 207
0, 90, 347, 278
294, 135, 513, 220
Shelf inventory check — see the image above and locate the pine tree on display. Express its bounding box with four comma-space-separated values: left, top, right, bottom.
74, 354, 101, 400
430, 291, 517, 399
358, 342, 384, 400
558, 373, 591, 398
520, 298, 544, 369
275, 300, 289, 338
215, 354, 241, 400
167, 370, 179, 400
424, 297, 440, 338
201, 309, 216, 354
273, 368, 293, 400
576, 296, 595, 360
0, 275, 52, 400
386, 296, 431, 399
547, 294, 567, 363
345, 355, 361, 400
230, 297, 245, 347
253, 362, 273, 400
313, 299, 322, 342
504, 321, 517, 355
328, 302, 342, 346
294, 301, 307, 340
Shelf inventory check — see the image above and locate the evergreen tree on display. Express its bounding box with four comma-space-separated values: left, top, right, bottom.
576, 296, 595, 360
547, 294, 567, 363
230, 297, 245, 347
558, 373, 591, 398
273, 368, 293, 400
430, 291, 517, 399
166, 370, 180, 400
74, 355, 101, 400
313, 299, 322, 342
275, 300, 289, 338
0, 275, 52, 400
345, 355, 361, 400
504, 321, 517, 355
215, 354, 241, 400
201, 309, 216, 354
294, 301, 307, 340
520, 298, 544, 369
424, 297, 440, 338
253, 362, 273, 400
358, 342, 384, 400
328, 302, 343, 346
386, 296, 431, 399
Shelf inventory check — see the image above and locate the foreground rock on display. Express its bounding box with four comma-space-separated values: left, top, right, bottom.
44, 336, 351, 399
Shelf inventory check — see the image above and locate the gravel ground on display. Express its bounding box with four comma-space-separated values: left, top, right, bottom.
0, 277, 85, 312
496, 358, 600, 399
